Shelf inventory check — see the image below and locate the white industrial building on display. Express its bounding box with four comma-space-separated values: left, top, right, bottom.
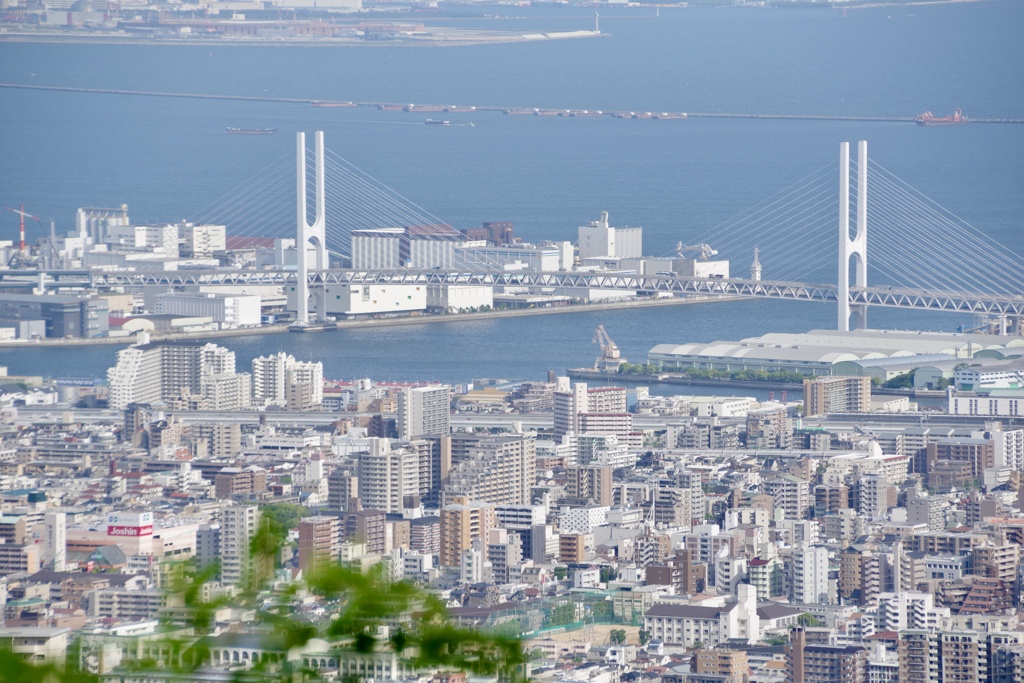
650, 329, 1024, 377
288, 283, 427, 318
577, 211, 642, 260
352, 229, 403, 269
948, 390, 1023, 417
178, 222, 227, 258
153, 293, 261, 327
426, 284, 493, 312
954, 361, 1024, 391
455, 242, 573, 272
103, 224, 180, 256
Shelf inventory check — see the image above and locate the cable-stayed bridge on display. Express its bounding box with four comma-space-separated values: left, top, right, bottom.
11, 132, 1024, 326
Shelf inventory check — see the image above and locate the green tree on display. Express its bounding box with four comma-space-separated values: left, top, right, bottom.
9, 522, 526, 683
549, 602, 575, 626
553, 565, 568, 581
797, 613, 824, 627
883, 371, 915, 389
639, 630, 651, 646
259, 502, 313, 535
609, 629, 626, 645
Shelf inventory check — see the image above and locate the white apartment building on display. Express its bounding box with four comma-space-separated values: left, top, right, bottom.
200, 372, 252, 410
251, 352, 323, 408
576, 433, 636, 469
107, 340, 239, 410
398, 385, 450, 440
446, 434, 537, 506
876, 591, 950, 631
792, 546, 830, 605
220, 505, 260, 587
357, 439, 420, 513
553, 381, 628, 440
495, 504, 546, 530
644, 585, 760, 646
764, 475, 811, 521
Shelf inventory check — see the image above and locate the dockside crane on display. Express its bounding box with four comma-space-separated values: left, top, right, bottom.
675, 241, 718, 261
5, 205, 42, 267
593, 324, 625, 372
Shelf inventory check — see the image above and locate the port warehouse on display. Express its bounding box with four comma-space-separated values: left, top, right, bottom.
647, 329, 1024, 380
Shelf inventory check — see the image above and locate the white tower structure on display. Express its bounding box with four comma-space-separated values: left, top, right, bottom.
750, 247, 762, 281
296, 131, 328, 325
838, 140, 868, 331
44, 512, 66, 572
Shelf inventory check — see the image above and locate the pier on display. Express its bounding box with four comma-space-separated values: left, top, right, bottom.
3, 83, 1022, 124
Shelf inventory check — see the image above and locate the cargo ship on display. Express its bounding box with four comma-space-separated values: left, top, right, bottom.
915, 108, 967, 126
503, 108, 536, 115
226, 127, 277, 135
405, 104, 446, 113
424, 119, 451, 126
653, 112, 688, 120
377, 104, 405, 111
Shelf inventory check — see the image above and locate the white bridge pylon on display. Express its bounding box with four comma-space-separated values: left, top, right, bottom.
296, 130, 328, 324
838, 140, 868, 332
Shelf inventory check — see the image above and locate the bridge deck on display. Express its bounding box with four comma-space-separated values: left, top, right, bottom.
8, 268, 1018, 316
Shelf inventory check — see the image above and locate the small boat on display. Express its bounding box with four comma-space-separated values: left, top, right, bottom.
425, 119, 451, 126
226, 127, 276, 135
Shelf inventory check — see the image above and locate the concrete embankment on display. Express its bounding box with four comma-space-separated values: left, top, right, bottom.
568, 369, 804, 393
0, 295, 744, 349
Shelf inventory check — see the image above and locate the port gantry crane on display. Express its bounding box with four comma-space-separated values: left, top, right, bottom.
593, 325, 625, 372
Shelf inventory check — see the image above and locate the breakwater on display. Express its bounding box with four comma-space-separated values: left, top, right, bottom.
3, 83, 1020, 124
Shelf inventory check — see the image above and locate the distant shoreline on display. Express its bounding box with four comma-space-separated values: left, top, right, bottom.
0, 29, 604, 47
0, 295, 744, 349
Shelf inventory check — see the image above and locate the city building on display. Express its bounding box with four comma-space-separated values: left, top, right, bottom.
107, 339, 240, 410
439, 497, 495, 567
803, 376, 871, 416
786, 627, 867, 683
398, 385, 451, 440
298, 516, 341, 572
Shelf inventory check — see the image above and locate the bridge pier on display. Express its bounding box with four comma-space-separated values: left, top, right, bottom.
838, 140, 869, 331
296, 130, 328, 325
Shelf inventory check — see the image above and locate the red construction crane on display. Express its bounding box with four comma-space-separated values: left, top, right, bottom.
5, 204, 42, 254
